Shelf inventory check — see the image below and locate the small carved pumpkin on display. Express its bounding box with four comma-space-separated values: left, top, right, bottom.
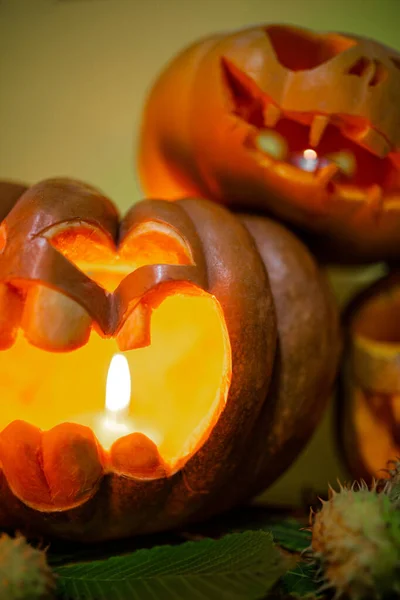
339, 272, 400, 480
138, 24, 400, 262
0, 178, 339, 541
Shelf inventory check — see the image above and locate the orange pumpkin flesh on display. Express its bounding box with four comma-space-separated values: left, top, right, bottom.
0, 291, 230, 471
138, 24, 400, 262
0, 178, 339, 541
340, 273, 400, 480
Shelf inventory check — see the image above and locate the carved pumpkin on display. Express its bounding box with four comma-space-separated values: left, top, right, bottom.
0, 181, 27, 220
0, 178, 339, 541
138, 24, 400, 262
339, 272, 400, 480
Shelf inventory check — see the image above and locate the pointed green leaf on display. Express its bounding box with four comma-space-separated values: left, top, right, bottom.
266, 519, 311, 553
184, 507, 310, 553
55, 531, 286, 600
281, 562, 321, 598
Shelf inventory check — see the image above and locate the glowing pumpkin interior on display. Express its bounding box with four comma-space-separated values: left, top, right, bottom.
350, 283, 400, 475
222, 47, 400, 196
352, 284, 400, 345
0, 222, 232, 473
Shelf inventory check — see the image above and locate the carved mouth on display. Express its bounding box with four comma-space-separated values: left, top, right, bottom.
246, 109, 399, 206
222, 58, 400, 209
0, 195, 232, 484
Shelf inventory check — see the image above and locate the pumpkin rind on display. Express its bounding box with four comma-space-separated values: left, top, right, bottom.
239, 215, 341, 498
0, 178, 340, 540
0, 181, 27, 221
138, 24, 400, 263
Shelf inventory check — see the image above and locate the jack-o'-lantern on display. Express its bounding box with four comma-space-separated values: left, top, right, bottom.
0, 181, 27, 220
0, 178, 340, 541
339, 272, 400, 481
138, 24, 400, 263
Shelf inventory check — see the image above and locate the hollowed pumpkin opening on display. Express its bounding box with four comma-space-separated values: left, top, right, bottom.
223, 60, 398, 193
265, 25, 356, 71
272, 118, 395, 189
349, 280, 400, 477
352, 283, 400, 345
252, 116, 396, 190
0, 222, 232, 474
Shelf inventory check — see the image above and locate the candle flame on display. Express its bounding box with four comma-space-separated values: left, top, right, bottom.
105, 354, 131, 413
303, 148, 317, 161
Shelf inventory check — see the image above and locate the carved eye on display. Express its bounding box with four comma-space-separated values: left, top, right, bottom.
346, 57, 371, 77
265, 25, 356, 71
221, 58, 264, 127
390, 56, 400, 71
346, 57, 388, 87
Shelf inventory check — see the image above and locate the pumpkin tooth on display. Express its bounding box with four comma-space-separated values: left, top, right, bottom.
325, 151, 356, 178
117, 303, 151, 350
315, 162, 341, 186
344, 124, 391, 158
333, 184, 367, 201
367, 184, 384, 218
0, 421, 53, 508
0, 284, 23, 349
41, 423, 104, 508
22, 285, 92, 351
255, 130, 287, 160
110, 432, 166, 478
263, 103, 281, 128
309, 115, 330, 147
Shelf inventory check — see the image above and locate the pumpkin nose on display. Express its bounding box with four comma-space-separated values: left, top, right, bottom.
346, 56, 388, 88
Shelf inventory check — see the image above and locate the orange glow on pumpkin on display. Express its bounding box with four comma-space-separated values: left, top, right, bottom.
0, 183, 341, 540
0, 222, 232, 478
46, 219, 194, 292
345, 282, 400, 477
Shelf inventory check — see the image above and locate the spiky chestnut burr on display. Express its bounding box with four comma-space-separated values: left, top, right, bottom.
381, 459, 400, 506
311, 484, 400, 599
0, 533, 56, 599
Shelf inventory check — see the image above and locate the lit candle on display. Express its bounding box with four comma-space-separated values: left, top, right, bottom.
98, 353, 135, 446
105, 354, 131, 423
290, 148, 329, 172
70, 353, 162, 449
76, 353, 136, 449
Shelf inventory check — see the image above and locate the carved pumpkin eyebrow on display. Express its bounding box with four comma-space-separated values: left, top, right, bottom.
221, 57, 265, 127
391, 56, 400, 71
264, 24, 357, 71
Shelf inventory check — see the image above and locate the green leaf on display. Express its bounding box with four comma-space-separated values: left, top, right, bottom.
184, 507, 310, 553
281, 562, 321, 598
265, 519, 311, 553
55, 531, 286, 600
